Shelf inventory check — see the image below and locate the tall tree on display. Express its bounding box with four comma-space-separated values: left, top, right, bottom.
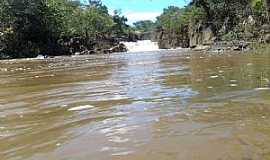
265, 0, 270, 21
133, 20, 157, 32
111, 10, 128, 37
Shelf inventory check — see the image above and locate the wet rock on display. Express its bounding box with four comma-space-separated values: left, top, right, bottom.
264, 34, 270, 43
261, 24, 270, 33
247, 15, 256, 26
193, 45, 211, 51
74, 52, 81, 56
202, 27, 215, 45
36, 55, 47, 59
157, 30, 189, 49
108, 43, 127, 53
0, 53, 10, 59
158, 31, 172, 49
232, 41, 250, 51
189, 24, 215, 49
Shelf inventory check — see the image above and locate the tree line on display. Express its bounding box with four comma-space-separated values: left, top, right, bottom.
134, 0, 270, 47
1, 0, 269, 58
0, 0, 132, 58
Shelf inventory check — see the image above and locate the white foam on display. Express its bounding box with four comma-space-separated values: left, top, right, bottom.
121, 40, 160, 52
210, 75, 219, 79
255, 88, 270, 91
109, 136, 129, 143
68, 105, 94, 111
111, 151, 133, 156
36, 55, 45, 59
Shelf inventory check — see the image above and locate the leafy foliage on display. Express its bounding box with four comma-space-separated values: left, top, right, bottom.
157, 5, 206, 34
157, 0, 270, 43
0, 0, 130, 58
133, 20, 157, 32
111, 10, 130, 37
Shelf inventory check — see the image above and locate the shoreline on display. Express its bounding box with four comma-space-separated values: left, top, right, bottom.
0, 42, 269, 61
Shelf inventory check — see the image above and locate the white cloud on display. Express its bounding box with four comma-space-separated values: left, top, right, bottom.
124, 11, 161, 25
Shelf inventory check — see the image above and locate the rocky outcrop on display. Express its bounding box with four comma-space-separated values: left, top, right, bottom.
157, 29, 189, 49
74, 43, 127, 55
157, 31, 172, 49
58, 36, 127, 55
261, 24, 270, 43
189, 22, 215, 49
107, 43, 128, 53
157, 21, 215, 50
265, 34, 270, 43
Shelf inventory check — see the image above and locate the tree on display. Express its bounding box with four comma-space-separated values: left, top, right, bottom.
0, 0, 60, 57
111, 10, 129, 37
190, 0, 253, 34
67, 2, 113, 38
265, 0, 270, 21
133, 20, 157, 32
0, 0, 133, 58
88, 0, 108, 14
156, 6, 205, 33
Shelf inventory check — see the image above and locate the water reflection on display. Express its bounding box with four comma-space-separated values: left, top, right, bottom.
1, 51, 270, 160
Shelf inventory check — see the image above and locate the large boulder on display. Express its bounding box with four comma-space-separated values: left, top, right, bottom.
157, 30, 189, 49
261, 24, 270, 33
108, 43, 127, 53
260, 24, 270, 43
189, 32, 202, 48
232, 41, 250, 51
202, 27, 215, 45
265, 34, 270, 43
157, 31, 172, 49
189, 24, 215, 48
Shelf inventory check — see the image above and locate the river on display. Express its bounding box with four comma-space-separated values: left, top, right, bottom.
1, 46, 270, 160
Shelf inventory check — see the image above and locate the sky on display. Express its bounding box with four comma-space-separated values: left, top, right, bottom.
100, 0, 190, 25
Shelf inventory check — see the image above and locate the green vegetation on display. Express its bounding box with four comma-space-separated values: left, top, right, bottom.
155, 0, 270, 48
157, 6, 206, 33
1, 0, 269, 58
133, 20, 157, 32
0, 0, 131, 59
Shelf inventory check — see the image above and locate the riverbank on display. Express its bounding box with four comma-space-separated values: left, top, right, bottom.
0, 39, 129, 60
1, 39, 269, 61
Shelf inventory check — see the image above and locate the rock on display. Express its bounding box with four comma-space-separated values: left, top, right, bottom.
74, 52, 81, 55
102, 49, 111, 54
71, 42, 126, 55
244, 32, 254, 39
189, 23, 215, 48
189, 32, 201, 48
157, 30, 189, 49
157, 31, 171, 49
247, 15, 256, 26
264, 34, 270, 43
232, 41, 249, 51
202, 27, 215, 45
192, 45, 211, 51
136, 31, 155, 41
262, 24, 270, 33
109, 43, 127, 53
36, 55, 46, 59
0, 53, 10, 59
73, 49, 96, 55
95, 48, 102, 54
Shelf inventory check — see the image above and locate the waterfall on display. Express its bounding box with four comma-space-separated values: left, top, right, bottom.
121, 40, 160, 52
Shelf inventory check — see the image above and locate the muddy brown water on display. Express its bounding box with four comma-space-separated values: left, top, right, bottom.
1, 50, 270, 160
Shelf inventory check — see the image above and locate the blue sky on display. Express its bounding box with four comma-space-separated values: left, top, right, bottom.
95, 0, 190, 25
